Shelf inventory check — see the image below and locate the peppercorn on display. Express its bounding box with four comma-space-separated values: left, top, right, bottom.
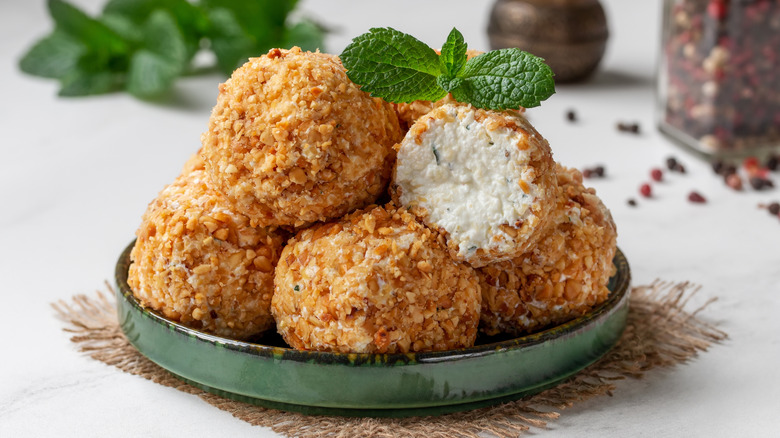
722, 163, 737, 176
688, 191, 706, 203
666, 157, 679, 171
617, 122, 640, 134
651, 168, 663, 182
582, 168, 594, 178
749, 177, 773, 190
639, 183, 652, 198
627, 198, 637, 207
711, 160, 724, 175
594, 165, 605, 177
725, 173, 743, 191
767, 155, 779, 171
768, 202, 780, 215
566, 109, 577, 122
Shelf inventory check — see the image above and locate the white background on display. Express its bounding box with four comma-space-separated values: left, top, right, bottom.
1, 0, 779, 436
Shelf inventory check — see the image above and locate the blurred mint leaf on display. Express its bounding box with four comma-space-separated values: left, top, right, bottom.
103, 0, 208, 59
143, 10, 188, 68
340, 27, 446, 103
21, 0, 327, 100
206, 7, 256, 75
127, 50, 180, 97
99, 13, 143, 43
19, 30, 85, 78
48, 0, 128, 55
59, 69, 118, 96
451, 48, 555, 110
283, 18, 325, 52
201, 0, 296, 45
439, 27, 467, 78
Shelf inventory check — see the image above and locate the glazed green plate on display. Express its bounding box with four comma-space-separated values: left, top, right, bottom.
115, 241, 631, 417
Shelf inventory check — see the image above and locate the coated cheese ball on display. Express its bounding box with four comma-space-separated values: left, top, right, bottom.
477, 165, 618, 336
392, 103, 558, 268
202, 47, 403, 228
128, 168, 287, 340
271, 204, 481, 353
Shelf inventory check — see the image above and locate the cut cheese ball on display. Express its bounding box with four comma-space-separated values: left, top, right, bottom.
392, 103, 558, 268
477, 165, 618, 336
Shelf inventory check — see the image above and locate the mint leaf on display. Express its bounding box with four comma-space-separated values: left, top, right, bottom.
143, 10, 188, 68
341, 27, 446, 103
100, 14, 143, 43
19, 30, 85, 78
127, 50, 180, 97
206, 7, 256, 75
103, 0, 207, 58
451, 49, 555, 110
49, 0, 128, 55
202, 0, 295, 48
283, 18, 325, 52
439, 27, 467, 78
59, 70, 118, 96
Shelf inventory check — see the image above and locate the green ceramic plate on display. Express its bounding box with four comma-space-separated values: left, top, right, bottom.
115, 241, 631, 418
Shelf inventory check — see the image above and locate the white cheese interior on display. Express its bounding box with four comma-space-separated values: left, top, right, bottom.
396, 107, 541, 259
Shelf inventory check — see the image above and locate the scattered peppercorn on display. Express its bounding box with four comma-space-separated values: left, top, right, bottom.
768, 202, 780, 215
767, 155, 779, 171
666, 156, 679, 171
582, 168, 593, 178
725, 173, 743, 191
581, 165, 605, 179
674, 163, 686, 173
640, 183, 652, 198
651, 168, 663, 182
627, 198, 637, 207
749, 176, 773, 190
566, 109, 577, 122
743, 156, 760, 170
688, 191, 706, 203
617, 121, 640, 134
711, 160, 724, 175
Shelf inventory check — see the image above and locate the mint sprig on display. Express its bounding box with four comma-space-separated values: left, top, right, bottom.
340, 27, 555, 110
19, 0, 327, 99
339, 27, 446, 103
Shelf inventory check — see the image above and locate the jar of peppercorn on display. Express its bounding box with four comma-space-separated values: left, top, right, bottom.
657, 0, 780, 158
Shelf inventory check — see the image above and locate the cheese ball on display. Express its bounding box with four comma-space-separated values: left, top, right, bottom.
128, 168, 287, 340
392, 103, 558, 268
271, 204, 481, 353
202, 47, 403, 228
477, 165, 618, 336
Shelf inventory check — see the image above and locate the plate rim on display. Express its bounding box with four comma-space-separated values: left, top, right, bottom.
115, 239, 631, 366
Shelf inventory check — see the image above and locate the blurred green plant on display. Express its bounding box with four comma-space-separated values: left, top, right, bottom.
19, 0, 326, 98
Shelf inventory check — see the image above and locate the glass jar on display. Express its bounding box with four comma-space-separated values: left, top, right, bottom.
657, 0, 780, 158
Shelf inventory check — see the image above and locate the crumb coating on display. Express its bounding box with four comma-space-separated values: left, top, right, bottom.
128, 168, 287, 339
202, 47, 403, 228
272, 204, 482, 353
391, 104, 558, 268
477, 165, 617, 336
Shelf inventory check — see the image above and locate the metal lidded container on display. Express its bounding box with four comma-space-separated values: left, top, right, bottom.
657, 0, 780, 158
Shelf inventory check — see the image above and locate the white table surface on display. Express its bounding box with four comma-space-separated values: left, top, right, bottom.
1, 0, 778, 436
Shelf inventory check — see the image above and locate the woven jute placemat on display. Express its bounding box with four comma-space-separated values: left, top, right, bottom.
53, 281, 725, 438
